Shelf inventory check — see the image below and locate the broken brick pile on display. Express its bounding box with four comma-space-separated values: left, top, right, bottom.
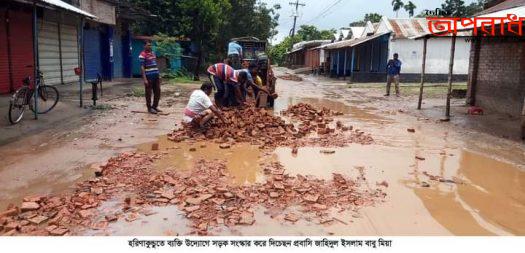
137, 159, 386, 235
0, 152, 159, 236
0, 103, 379, 236
168, 104, 373, 148
279, 103, 373, 146
0, 151, 386, 236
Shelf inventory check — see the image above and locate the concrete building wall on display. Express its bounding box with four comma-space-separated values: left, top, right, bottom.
468, 38, 525, 117
81, 0, 116, 25
389, 37, 470, 75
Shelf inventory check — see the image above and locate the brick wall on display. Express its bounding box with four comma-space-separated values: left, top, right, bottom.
468, 38, 525, 117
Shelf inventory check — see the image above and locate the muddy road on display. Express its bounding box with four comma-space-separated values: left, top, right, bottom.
0, 68, 523, 236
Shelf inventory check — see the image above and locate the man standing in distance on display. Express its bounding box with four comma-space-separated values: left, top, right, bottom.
385, 53, 402, 97
227, 40, 243, 69
139, 41, 162, 114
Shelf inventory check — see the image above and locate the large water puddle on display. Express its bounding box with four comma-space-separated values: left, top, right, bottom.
132, 130, 525, 236
275, 145, 524, 235
136, 136, 274, 186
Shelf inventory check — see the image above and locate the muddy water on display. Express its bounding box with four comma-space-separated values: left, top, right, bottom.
136, 136, 274, 186
0, 85, 192, 211
85, 201, 192, 236
273, 145, 524, 235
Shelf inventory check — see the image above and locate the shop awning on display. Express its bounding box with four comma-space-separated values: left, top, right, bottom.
40, 0, 96, 18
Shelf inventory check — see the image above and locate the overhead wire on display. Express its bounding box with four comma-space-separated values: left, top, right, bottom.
302, 0, 344, 24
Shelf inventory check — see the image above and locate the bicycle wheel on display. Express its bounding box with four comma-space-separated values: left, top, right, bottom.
30, 85, 59, 114
8, 86, 30, 124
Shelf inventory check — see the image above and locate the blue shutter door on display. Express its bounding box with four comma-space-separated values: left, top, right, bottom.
112, 30, 123, 78
83, 28, 102, 80
122, 30, 132, 77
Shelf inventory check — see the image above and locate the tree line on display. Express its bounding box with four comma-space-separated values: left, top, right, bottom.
127, 0, 280, 79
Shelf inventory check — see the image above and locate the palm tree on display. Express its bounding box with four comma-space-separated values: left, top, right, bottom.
392, 0, 405, 18
404, 1, 417, 17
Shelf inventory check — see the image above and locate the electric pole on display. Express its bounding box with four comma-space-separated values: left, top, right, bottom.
289, 0, 305, 37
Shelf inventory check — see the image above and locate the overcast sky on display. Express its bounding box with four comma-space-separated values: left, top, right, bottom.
262, 0, 477, 43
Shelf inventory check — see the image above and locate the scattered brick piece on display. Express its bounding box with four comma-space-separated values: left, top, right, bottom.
238, 211, 255, 225
20, 202, 40, 212
105, 215, 118, 222
49, 227, 69, 236
28, 215, 49, 225
284, 213, 299, 222
151, 143, 159, 151
219, 143, 231, 149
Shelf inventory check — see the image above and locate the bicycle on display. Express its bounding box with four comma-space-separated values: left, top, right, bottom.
8, 68, 59, 124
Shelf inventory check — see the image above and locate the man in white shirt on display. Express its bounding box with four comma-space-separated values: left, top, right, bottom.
183, 82, 226, 129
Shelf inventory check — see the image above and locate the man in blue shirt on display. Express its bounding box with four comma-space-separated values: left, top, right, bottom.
227, 41, 243, 69
385, 53, 402, 96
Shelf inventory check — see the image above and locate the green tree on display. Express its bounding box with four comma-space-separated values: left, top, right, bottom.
174, 0, 231, 80
127, 0, 179, 35
128, 0, 280, 77
465, 0, 489, 16
154, 33, 182, 59
268, 25, 335, 66
391, 0, 404, 18
364, 13, 383, 23
268, 36, 301, 66
296, 25, 335, 41
349, 13, 382, 26
441, 0, 467, 17
404, 1, 417, 17
217, 1, 280, 56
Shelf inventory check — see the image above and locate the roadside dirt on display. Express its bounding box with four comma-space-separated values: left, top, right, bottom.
0, 68, 524, 236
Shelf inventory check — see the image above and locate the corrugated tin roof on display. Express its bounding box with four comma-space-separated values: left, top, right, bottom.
231, 36, 263, 42
388, 18, 472, 39
477, 0, 525, 15
322, 32, 390, 50
291, 40, 332, 52
477, 4, 525, 17
341, 29, 351, 39
350, 27, 365, 38
372, 22, 380, 31
40, 0, 96, 18
361, 21, 375, 36
387, 18, 431, 39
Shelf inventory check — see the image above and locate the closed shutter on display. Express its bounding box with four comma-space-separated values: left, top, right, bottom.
83, 28, 102, 80
9, 8, 34, 92
60, 22, 79, 83
112, 29, 123, 78
0, 8, 9, 94
38, 16, 61, 85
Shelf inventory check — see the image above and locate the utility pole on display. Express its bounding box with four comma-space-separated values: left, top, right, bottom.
289, 0, 305, 37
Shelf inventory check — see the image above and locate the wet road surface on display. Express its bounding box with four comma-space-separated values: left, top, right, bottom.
0, 69, 523, 235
